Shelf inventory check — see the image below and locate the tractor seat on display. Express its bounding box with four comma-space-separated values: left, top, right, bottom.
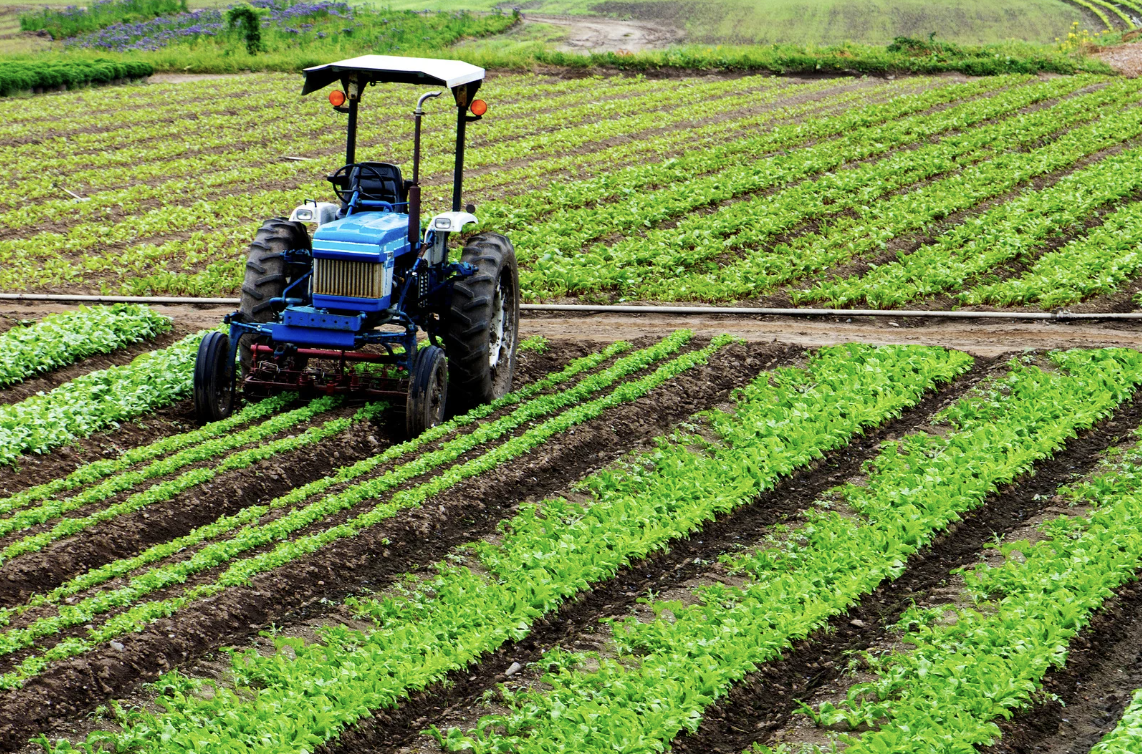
348, 162, 407, 206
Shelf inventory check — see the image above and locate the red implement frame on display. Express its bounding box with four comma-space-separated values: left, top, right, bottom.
242, 344, 408, 399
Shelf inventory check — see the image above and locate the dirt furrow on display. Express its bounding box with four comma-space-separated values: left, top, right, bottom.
0, 340, 787, 749
981, 574, 1142, 753
299, 354, 991, 754
0, 342, 585, 608
668, 374, 1142, 754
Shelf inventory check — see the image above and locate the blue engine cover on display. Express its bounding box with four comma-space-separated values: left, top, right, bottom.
310, 212, 413, 312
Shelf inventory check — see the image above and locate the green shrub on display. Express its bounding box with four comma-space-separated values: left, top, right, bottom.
0, 59, 154, 97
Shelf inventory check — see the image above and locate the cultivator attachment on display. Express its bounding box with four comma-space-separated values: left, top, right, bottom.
242, 344, 409, 400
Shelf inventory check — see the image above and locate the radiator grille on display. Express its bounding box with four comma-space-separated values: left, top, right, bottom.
312, 258, 385, 299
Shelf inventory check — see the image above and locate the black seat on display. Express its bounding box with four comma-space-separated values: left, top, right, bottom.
351, 162, 406, 205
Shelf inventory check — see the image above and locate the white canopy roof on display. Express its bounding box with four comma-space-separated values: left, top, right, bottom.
301, 55, 485, 95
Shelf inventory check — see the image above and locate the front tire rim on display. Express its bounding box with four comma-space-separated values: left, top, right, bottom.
428, 359, 446, 425
488, 274, 507, 370
214, 347, 232, 416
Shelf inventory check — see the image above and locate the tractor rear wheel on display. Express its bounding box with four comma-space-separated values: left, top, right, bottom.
237, 218, 311, 376
444, 232, 519, 416
193, 331, 235, 423
406, 345, 448, 437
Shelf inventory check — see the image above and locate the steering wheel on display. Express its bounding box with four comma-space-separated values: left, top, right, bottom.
329, 163, 394, 207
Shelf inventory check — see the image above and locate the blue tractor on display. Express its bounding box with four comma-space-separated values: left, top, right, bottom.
193, 56, 520, 436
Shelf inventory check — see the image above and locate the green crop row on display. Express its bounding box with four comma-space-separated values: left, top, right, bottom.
799, 426, 1142, 753
0, 332, 715, 690
0, 75, 809, 234
62, 342, 971, 753
479, 75, 938, 233
435, 349, 1142, 754
963, 198, 1142, 307
0, 71, 602, 139
506, 76, 1020, 273
0, 73, 728, 212
0, 73, 763, 204
0, 59, 152, 98
0, 304, 170, 388
663, 83, 1142, 304
0, 398, 383, 654
0, 331, 204, 465
802, 131, 1142, 307
536, 76, 1113, 299
0, 394, 335, 560
1094, 690, 1142, 754
0, 80, 786, 291
109, 82, 916, 297
0, 394, 288, 517
9, 341, 632, 623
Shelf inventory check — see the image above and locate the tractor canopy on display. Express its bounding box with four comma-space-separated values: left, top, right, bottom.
302, 54, 487, 216
301, 55, 484, 101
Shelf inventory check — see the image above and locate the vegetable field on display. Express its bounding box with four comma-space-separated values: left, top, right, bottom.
6, 70, 1142, 312
0, 307, 1135, 754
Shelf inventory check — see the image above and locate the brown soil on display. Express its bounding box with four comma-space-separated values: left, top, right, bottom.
1100, 42, 1142, 77
522, 13, 684, 53
673, 382, 1142, 754
0, 405, 392, 608
319, 356, 993, 754
0, 339, 788, 749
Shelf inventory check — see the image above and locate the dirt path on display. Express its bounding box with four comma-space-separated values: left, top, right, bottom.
1, 303, 1139, 358
523, 13, 683, 53
519, 313, 1142, 357
1099, 41, 1142, 77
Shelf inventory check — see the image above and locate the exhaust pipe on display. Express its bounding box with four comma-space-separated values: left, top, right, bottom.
409, 90, 441, 245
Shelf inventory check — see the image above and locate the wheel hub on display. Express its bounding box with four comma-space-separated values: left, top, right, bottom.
488, 276, 506, 369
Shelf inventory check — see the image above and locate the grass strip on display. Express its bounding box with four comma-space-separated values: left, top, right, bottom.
69, 343, 972, 754
0, 304, 170, 388
432, 349, 1142, 754
0, 331, 708, 690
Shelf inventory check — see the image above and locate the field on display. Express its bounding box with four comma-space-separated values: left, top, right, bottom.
6, 33, 1142, 754
0, 309, 1138, 754
385, 0, 1093, 46
5, 71, 1142, 312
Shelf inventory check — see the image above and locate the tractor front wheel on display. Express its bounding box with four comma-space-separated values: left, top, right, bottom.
406, 345, 448, 437
444, 232, 519, 416
193, 331, 235, 423
237, 218, 311, 376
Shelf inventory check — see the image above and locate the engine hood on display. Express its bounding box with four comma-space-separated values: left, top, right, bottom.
311, 212, 412, 261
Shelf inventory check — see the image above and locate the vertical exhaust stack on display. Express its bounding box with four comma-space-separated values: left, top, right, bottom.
409, 90, 441, 246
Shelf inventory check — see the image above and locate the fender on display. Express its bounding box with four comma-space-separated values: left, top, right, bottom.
288, 201, 341, 227
424, 211, 478, 265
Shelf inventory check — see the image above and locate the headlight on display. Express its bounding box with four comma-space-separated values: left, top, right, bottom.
434, 217, 451, 229
296, 209, 314, 221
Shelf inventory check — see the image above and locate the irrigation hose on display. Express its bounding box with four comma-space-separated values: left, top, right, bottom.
0, 293, 1138, 320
